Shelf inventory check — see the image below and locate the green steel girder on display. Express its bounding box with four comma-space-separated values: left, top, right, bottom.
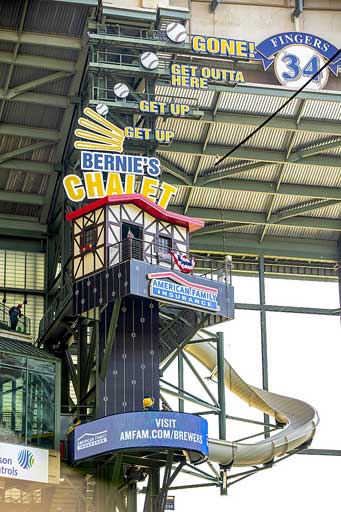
0, 29, 82, 49
235, 303, 338, 316
89, 33, 193, 54
198, 162, 266, 183
92, 97, 341, 138
170, 206, 341, 231
0, 142, 53, 164
291, 139, 341, 161
159, 143, 341, 168
0, 89, 69, 108
159, 157, 192, 185
6, 71, 73, 100
164, 173, 341, 201
0, 190, 45, 206
203, 111, 341, 137
102, 6, 156, 22
178, 82, 341, 103
0, 159, 53, 174
270, 200, 341, 223
189, 233, 338, 262
0, 51, 76, 72
88, 62, 169, 78
0, 124, 60, 141
0, 215, 47, 235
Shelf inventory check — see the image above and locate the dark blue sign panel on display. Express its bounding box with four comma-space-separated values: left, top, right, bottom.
254, 32, 341, 74
72, 412, 208, 462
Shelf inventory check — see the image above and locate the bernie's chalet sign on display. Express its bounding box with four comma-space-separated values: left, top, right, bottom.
63, 107, 177, 207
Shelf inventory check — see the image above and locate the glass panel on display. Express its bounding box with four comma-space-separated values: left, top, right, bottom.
0, 364, 26, 444
267, 312, 341, 448
233, 275, 259, 304
27, 370, 55, 449
0, 250, 45, 291
265, 277, 339, 308
0, 353, 25, 368
0, 293, 44, 341
28, 358, 55, 375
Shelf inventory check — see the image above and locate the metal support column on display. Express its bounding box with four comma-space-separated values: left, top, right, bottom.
127, 483, 137, 512
259, 256, 270, 437
216, 331, 226, 440
178, 353, 184, 412
217, 331, 228, 496
337, 235, 341, 326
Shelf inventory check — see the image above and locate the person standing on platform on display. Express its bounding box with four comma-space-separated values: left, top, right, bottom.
8, 304, 23, 331
143, 396, 155, 411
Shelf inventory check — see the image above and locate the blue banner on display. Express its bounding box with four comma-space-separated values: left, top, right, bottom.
254, 32, 341, 75
72, 411, 208, 462
148, 271, 220, 312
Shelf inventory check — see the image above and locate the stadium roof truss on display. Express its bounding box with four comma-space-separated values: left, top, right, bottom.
0, 2, 340, 276
85, 7, 341, 271
0, 0, 97, 237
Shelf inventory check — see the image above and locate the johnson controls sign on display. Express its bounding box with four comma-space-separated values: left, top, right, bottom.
0, 442, 49, 483
71, 412, 208, 463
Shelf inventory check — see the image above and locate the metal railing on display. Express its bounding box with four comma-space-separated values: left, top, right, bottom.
91, 24, 179, 42
38, 276, 73, 341
90, 48, 169, 73
0, 302, 31, 335
108, 238, 232, 284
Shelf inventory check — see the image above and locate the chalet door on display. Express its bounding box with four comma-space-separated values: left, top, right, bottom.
122, 223, 143, 261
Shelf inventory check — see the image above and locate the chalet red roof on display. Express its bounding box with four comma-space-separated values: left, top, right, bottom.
65, 194, 204, 232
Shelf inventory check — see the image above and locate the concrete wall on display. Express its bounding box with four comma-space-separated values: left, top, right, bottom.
103, 0, 341, 47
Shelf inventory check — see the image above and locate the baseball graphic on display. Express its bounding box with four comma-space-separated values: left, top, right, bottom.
140, 52, 159, 70
114, 83, 130, 99
166, 22, 187, 43
95, 103, 109, 116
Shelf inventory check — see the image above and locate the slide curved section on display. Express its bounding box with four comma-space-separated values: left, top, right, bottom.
184, 342, 319, 467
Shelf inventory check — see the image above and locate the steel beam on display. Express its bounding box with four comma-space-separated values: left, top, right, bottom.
6, 71, 73, 100
189, 233, 338, 262
259, 257, 270, 437
271, 200, 341, 223
171, 206, 341, 231
0, 141, 53, 164
0, 90, 69, 108
159, 143, 341, 169
165, 172, 341, 202
0, 51, 76, 72
0, 215, 47, 235
159, 157, 192, 185
291, 139, 341, 161
0, 124, 59, 141
0, 29, 82, 49
217, 331, 226, 441
235, 302, 338, 316
0, 159, 53, 174
97, 98, 341, 138
198, 162, 266, 183
0, 190, 45, 205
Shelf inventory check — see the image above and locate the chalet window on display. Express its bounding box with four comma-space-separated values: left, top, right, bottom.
158, 236, 172, 254
81, 225, 97, 250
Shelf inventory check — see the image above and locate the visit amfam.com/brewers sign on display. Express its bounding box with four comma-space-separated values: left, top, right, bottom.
71, 412, 208, 463
0, 442, 49, 483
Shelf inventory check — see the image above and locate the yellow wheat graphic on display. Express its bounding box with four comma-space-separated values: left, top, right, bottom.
74, 107, 125, 153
